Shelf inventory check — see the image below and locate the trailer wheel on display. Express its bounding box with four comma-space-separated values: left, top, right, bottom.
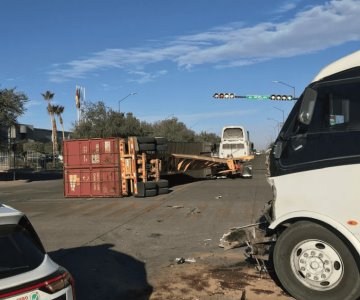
273, 221, 360, 300
135, 182, 157, 197
155, 137, 167, 145
144, 189, 157, 197
137, 137, 156, 143
157, 187, 169, 195
156, 179, 169, 188
138, 143, 156, 151
156, 144, 168, 152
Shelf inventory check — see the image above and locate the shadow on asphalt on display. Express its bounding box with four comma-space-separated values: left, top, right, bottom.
0, 170, 63, 181
162, 173, 206, 188
50, 243, 153, 300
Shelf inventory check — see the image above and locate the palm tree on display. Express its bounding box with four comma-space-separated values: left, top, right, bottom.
54, 105, 65, 141
42, 91, 58, 165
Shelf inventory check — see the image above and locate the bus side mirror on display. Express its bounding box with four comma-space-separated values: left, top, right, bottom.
298, 87, 317, 125
273, 141, 283, 159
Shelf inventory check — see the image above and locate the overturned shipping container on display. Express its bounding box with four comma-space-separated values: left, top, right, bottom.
63, 137, 167, 198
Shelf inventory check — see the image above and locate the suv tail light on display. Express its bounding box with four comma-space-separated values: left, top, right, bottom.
0, 268, 75, 299
39, 268, 75, 297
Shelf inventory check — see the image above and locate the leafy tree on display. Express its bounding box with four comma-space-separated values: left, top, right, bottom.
73, 101, 146, 138
121, 112, 145, 137
23, 141, 45, 153
72, 101, 219, 144
73, 101, 112, 138
0, 88, 28, 127
152, 117, 196, 142
44, 142, 53, 155
195, 131, 221, 144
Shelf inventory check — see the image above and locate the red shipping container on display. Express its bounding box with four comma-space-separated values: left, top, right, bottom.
63, 138, 120, 168
64, 167, 122, 197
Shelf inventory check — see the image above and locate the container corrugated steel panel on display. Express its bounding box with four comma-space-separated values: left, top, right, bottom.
63, 138, 120, 168
64, 167, 121, 197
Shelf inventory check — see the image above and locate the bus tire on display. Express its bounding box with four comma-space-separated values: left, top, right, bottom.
273, 221, 360, 300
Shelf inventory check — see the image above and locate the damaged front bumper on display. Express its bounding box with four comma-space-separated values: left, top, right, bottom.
219, 201, 275, 262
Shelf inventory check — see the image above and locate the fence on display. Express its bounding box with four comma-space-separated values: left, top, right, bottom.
0, 151, 62, 172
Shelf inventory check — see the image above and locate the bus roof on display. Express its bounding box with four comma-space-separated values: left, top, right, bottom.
312, 50, 360, 82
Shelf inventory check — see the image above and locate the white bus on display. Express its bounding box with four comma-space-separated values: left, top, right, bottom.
219, 126, 252, 159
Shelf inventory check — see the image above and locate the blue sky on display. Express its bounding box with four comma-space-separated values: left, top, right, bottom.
1, 0, 360, 149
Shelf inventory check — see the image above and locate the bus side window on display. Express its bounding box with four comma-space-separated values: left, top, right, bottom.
328, 95, 349, 127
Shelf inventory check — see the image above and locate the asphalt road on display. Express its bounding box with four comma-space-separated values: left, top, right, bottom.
0, 155, 290, 300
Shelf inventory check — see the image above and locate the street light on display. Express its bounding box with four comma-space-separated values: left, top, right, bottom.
272, 80, 296, 98
273, 106, 285, 124
118, 92, 137, 113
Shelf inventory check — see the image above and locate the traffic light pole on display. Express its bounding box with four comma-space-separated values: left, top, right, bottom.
213, 93, 297, 101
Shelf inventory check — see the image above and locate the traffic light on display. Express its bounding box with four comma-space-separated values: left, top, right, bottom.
270, 95, 293, 101
213, 93, 295, 100
213, 93, 235, 99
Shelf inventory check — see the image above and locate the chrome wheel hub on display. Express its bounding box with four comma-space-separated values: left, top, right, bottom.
290, 240, 344, 291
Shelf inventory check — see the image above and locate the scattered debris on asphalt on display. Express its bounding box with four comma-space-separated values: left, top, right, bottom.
150, 233, 162, 238
166, 205, 184, 209
175, 257, 197, 264
215, 195, 222, 199
219, 223, 267, 250
188, 207, 201, 215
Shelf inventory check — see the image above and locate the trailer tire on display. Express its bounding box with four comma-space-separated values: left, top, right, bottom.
137, 137, 156, 144
158, 187, 169, 195
273, 221, 360, 300
156, 179, 169, 188
156, 144, 168, 152
136, 182, 157, 197
138, 143, 156, 151
155, 137, 167, 145
144, 189, 157, 197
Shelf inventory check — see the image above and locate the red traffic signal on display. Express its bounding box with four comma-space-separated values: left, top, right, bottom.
213, 93, 235, 99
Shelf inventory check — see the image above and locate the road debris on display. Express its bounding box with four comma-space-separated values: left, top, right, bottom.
175, 257, 197, 264
166, 205, 184, 209
219, 223, 269, 250
188, 207, 201, 215
215, 195, 222, 199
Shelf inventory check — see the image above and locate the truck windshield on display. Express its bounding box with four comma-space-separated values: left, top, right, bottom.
0, 221, 45, 279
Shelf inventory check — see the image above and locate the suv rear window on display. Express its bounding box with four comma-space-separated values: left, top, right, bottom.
0, 218, 45, 279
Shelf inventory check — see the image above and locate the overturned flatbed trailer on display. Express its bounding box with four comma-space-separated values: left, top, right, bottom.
171, 153, 254, 177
